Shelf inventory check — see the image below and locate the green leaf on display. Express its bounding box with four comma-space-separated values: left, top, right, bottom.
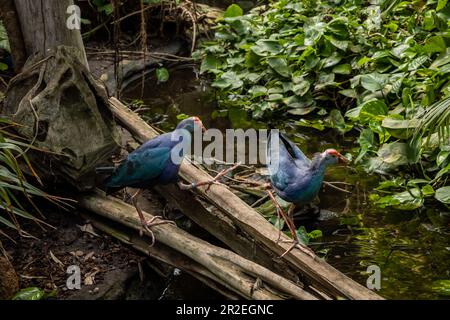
248, 85, 267, 98
13, 287, 45, 300
296, 226, 310, 245
375, 188, 424, 211
212, 71, 243, 89
381, 118, 419, 139
292, 80, 310, 96
435, 186, 450, 204
224, 4, 243, 18
156, 67, 169, 83
304, 17, 326, 46
0, 62, 8, 71
329, 37, 348, 51
267, 57, 290, 77
423, 10, 436, 30
332, 64, 352, 75
200, 55, 221, 74
254, 40, 283, 54
360, 73, 387, 92
297, 119, 325, 131
437, 151, 450, 167
322, 52, 342, 68
421, 185, 435, 197
423, 36, 446, 54
437, 0, 448, 11
308, 229, 323, 240
356, 99, 388, 122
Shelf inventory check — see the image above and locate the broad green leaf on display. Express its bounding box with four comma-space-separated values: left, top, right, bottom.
200, 55, 221, 74
229, 19, 251, 35
156, 67, 169, 83
308, 229, 323, 239
254, 40, 283, 54
212, 71, 243, 89
435, 186, 450, 204
267, 57, 290, 77
322, 52, 342, 68
423, 36, 446, 54
381, 118, 419, 139
408, 56, 428, 71
224, 4, 243, 18
360, 73, 387, 92
332, 64, 352, 75
437, 0, 448, 11
437, 151, 450, 166
292, 80, 310, 96
357, 99, 388, 122
248, 85, 267, 98
13, 287, 45, 300
375, 188, 424, 211
304, 17, 326, 46
423, 10, 436, 30
421, 185, 435, 197
339, 89, 357, 98
296, 226, 310, 245
377, 142, 410, 166
329, 37, 348, 51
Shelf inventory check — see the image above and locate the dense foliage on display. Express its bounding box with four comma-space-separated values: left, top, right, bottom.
197, 0, 450, 210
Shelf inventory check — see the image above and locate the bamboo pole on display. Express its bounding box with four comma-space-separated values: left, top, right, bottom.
78, 191, 317, 300
81, 212, 242, 300
107, 97, 383, 300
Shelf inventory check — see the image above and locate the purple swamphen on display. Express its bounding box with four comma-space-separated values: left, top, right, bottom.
96, 116, 206, 241
266, 131, 348, 256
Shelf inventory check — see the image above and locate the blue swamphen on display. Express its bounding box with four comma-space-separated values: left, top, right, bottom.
266, 131, 348, 256
96, 116, 206, 240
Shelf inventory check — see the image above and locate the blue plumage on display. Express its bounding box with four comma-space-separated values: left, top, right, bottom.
99, 117, 205, 191
267, 131, 346, 205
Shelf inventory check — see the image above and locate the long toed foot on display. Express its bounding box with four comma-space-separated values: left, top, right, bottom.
266, 190, 315, 258
178, 163, 241, 191
130, 189, 176, 245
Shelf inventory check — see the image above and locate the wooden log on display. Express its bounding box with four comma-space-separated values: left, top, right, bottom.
108, 97, 383, 300
78, 191, 316, 300
81, 212, 242, 300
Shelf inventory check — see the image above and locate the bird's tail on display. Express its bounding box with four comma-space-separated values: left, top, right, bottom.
95, 166, 123, 194
95, 166, 116, 175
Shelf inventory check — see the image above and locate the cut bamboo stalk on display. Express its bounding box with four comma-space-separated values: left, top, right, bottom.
107, 97, 383, 300
81, 212, 242, 300
78, 191, 317, 300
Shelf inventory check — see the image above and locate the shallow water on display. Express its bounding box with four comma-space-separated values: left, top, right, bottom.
122, 67, 450, 300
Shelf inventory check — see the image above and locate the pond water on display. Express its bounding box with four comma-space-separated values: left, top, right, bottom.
122, 66, 450, 300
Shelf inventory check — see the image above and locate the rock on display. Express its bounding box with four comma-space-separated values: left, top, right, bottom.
0, 256, 19, 299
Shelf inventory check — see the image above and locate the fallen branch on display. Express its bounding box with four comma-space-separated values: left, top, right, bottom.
81, 211, 241, 299
108, 97, 383, 300
78, 191, 316, 300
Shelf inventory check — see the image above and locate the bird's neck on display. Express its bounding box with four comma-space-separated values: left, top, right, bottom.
310, 154, 328, 178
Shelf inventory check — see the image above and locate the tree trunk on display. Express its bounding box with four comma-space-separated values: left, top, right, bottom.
0, 0, 27, 71
13, 0, 88, 67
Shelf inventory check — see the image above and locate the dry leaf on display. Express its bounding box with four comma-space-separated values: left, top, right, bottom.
78, 224, 100, 237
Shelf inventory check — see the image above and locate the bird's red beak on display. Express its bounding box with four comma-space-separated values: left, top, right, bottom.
337, 152, 349, 164
193, 117, 206, 133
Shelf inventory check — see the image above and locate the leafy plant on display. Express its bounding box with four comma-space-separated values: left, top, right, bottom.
12, 287, 55, 300
0, 120, 69, 241
198, 0, 450, 210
